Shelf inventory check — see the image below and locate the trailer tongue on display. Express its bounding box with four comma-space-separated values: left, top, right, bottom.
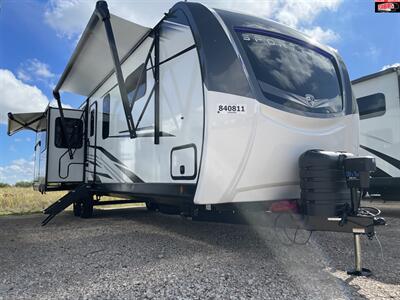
194, 150, 385, 276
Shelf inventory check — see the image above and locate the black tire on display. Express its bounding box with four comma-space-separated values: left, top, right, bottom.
146, 202, 158, 211
73, 202, 82, 217
81, 198, 94, 218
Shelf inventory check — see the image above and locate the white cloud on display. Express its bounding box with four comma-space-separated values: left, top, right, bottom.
212, 0, 275, 19
381, 62, 400, 71
274, 0, 342, 28
0, 69, 71, 124
14, 137, 32, 143
49, 99, 72, 109
44, 0, 97, 38
44, 0, 342, 45
17, 58, 56, 89
366, 45, 380, 59
44, 0, 170, 38
16, 70, 32, 82
0, 69, 49, 123
0, 158, 34, 184
302, 26, 340, 44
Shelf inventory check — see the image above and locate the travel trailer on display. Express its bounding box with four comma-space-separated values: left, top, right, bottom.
7, 0, 362, 220
8, 1, 387, 275
352, 67, 400, 199
9, 1, 380, 224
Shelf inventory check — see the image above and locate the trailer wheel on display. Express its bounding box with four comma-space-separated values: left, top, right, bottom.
73, 202, 82, 217
81, 198, 94, 218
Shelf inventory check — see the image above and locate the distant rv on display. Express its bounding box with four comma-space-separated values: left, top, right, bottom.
352, 67, 400, 199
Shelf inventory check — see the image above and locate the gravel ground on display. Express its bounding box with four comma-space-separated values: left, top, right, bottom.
0, 201, 399, 299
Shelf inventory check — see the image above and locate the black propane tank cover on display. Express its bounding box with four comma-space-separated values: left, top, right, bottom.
299, 150, 354, 217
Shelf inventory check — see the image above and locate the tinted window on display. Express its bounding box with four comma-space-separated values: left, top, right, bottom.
90, 110, 95, 137
126, 63, 146, 105
125, 63, 154, 130
102, 95, 110, 139
357, 93, 386, 120
237, 30, 343, 114
55, 118, 83, 149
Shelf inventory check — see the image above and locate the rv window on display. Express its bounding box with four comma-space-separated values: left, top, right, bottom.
38, 131, 47, 152
102, 95, 110, 139
126, 63, 146, 105
357, 93, 386, 120
90, 109, 95, 137
237, 30, 343, 114
55, 118, 83, 149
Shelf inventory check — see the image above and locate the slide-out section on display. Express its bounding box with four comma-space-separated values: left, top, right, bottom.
8, 107, 86, 191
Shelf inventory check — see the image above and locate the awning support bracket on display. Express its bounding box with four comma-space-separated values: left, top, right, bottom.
154, 27, 160, 145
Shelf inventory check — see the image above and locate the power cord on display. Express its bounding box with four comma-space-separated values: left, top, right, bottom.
274, 213, 313, 245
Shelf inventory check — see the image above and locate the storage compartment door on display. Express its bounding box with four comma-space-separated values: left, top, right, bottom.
47, 108, 85, 184
170, 144, 197, 180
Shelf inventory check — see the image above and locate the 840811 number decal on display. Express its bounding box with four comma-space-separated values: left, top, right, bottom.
217, 104, 246, 114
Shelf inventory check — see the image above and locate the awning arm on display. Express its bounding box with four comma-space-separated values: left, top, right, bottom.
51, 4, 100, 151
95, 0, 136, 138
53, 91, 74, 159
52, 1, 137, 155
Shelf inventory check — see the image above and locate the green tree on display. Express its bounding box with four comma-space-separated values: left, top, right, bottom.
15, 181, 33, 188
0, 182, 10, 188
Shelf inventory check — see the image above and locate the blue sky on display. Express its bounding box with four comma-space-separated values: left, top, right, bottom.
0, 0, 399, 183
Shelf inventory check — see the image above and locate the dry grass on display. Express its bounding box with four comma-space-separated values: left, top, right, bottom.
0, 187, 145, 216
0, 187, 66, 216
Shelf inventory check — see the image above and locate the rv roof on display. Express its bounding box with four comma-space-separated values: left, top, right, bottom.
54, 12, 150, 97
352, 67, 400, 84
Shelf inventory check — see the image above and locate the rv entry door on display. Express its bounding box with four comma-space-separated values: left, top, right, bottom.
46, 107, 85, 186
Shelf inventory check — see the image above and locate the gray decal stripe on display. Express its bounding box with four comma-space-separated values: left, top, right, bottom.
374, 167, 392, 178
95, 174, 102, 183
360, 145, 400, 170
87, 160, 100, 167
87, 170, 112, 179
89, 149, 121, 181
114, 164, 144, 183
90, 146, 145, 183
96, 156, 124, 182
89, 145, 123, 165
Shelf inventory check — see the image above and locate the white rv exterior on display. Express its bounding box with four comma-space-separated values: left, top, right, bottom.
352, 67, 400, 198
8, 1, 360, 213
